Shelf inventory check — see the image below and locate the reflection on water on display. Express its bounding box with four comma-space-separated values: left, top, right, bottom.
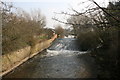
4, 38, 97, 78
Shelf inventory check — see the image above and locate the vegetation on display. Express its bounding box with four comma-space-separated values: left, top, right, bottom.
91, 1, 120, 78
54, 24, 65, 38
67, 15, 100, 50
1, 2, 54, 55
53, 0, 120, 78
1, 0, 120, 78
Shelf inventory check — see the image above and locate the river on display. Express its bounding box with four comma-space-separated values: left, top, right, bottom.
3, 38, 97, 78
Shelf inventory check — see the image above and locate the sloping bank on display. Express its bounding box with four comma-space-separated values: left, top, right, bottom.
0, 34, 57, 76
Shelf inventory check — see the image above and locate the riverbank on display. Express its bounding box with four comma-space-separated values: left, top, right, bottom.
0, 34, 57, 76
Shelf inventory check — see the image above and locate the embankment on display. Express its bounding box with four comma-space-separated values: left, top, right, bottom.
0, 34, 57, 76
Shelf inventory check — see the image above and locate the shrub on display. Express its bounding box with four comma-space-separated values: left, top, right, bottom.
54, 25, 65, 38
2, 2, 52, 55
77, 29, 101, 51
90, 27, 119, 78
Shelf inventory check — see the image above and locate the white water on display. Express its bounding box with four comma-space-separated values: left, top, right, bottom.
45, 38, 89, 57
46, 49, 89, 57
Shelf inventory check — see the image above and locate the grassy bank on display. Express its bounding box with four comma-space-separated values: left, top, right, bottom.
2, 2, 54, 55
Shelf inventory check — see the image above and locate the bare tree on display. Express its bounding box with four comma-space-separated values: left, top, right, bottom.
54, 24, 65, 38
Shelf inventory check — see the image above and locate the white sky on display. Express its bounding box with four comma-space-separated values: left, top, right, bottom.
3, 0, 109, 29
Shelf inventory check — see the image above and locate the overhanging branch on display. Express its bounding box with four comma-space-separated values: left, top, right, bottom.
90, 0, 120, 23
52, 17, 81, 26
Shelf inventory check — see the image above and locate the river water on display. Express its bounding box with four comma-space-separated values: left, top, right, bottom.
4, 38, 97, 78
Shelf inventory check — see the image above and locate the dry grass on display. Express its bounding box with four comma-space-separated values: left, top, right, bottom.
2, 2, 53, 55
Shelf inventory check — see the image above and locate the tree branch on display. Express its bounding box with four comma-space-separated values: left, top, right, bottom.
90, 0, 120, 22
52, 17, 81, 26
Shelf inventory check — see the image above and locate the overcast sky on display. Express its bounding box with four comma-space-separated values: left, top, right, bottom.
4, 0, 110, 29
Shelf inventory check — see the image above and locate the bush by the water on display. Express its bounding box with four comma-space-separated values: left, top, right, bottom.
77, 29, 101, 51
90, 27, 119, 78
